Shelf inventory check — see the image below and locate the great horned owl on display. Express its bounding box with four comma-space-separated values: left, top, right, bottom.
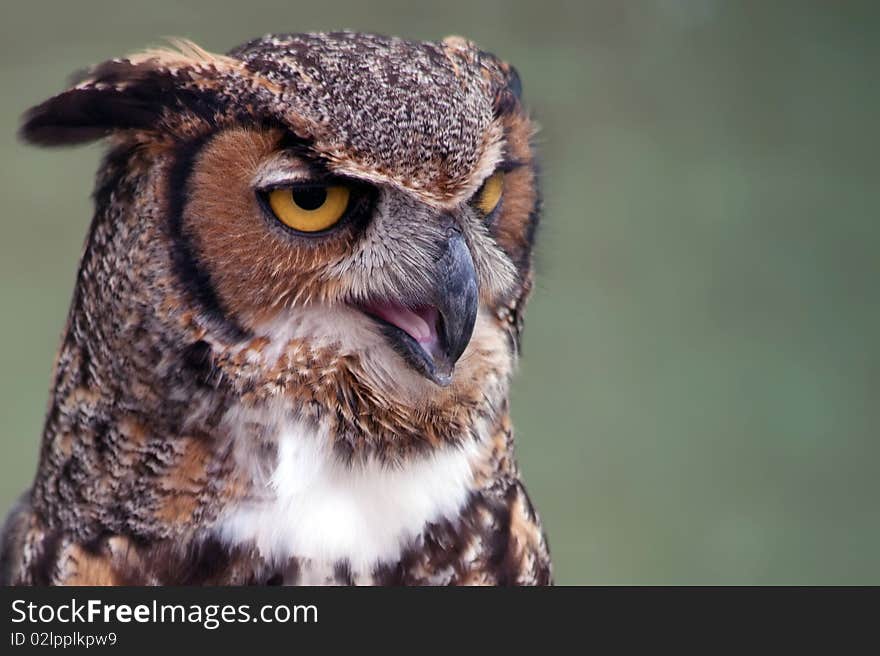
0, 32, 550, 586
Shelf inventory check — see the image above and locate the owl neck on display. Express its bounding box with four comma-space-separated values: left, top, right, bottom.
35, 305, 518, 544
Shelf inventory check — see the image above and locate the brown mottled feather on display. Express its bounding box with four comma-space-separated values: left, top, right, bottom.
2, 33, 550, 586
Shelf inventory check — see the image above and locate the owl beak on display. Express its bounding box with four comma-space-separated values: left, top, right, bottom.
360, 232, 479, 386
433, 232, 480, 375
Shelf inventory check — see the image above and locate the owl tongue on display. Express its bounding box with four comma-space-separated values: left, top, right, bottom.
364, 301, 439, 348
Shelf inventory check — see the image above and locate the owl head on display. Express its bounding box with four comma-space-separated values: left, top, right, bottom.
22, 33, 540, 456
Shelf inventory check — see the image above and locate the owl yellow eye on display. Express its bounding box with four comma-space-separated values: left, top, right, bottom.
267, 184, 351, 232
475, 171, 505, 215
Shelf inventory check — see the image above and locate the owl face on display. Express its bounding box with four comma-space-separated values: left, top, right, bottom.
23, 33, 539, 416
180, 123, 523, 386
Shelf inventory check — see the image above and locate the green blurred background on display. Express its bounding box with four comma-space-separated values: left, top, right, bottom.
2, 1, 879, 584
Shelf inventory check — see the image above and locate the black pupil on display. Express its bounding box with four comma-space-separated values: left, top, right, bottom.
292, 187, 327, 211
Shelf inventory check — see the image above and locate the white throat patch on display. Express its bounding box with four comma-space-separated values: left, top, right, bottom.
213, 418, 478, 574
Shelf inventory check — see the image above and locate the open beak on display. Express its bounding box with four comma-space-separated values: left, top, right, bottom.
360, 233, 479, 386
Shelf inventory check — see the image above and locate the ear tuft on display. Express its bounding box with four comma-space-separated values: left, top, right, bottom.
20, 85, 162, 146
19, 40, 236, 148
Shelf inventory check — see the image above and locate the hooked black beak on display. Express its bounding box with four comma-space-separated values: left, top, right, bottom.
360, 232, 479, 386
434, 232, 480, 374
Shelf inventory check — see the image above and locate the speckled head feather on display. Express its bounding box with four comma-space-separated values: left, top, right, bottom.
24, 33, 519, 205
3, 33, 550, 586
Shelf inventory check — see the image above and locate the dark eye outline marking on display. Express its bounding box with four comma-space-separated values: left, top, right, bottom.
470, 159, 525, 221
255, 175, 376, 238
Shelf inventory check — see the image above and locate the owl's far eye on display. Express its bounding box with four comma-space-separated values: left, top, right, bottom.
266, 184, 351, 233
474, 171, 505, 216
